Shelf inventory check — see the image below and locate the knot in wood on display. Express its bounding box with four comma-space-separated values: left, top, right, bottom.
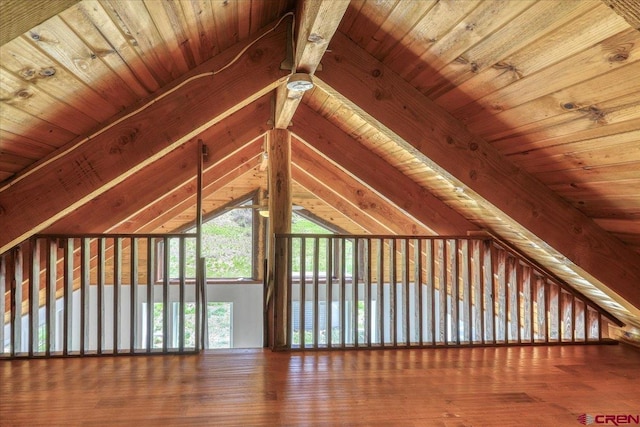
446, 136, 455, 145
371, 69, 381, 78
39, 67, 56, 77
469, 170, 478, 181
16, 89, 31, 99
609, 52, 629, 62
20, 68, 36, 79
308, 33, 324, 43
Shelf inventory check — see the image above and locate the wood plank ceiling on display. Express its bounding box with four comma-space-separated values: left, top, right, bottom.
0, 0, 639, 327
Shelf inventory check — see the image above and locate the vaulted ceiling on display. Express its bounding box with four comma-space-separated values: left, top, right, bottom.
0, 0, 639, 327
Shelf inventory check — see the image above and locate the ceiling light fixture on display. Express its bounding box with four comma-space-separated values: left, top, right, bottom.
286, 72, 314, 91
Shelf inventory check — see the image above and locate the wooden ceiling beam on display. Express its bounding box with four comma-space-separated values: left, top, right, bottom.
316, 31, 640, 321
142, 154, 263, 234
293, 104, 477, 236
273, 0, 349, 129
292, 139, 430, 236
0, 0, 80, 45
44, 99, 270, 234
0, 21, 289, 253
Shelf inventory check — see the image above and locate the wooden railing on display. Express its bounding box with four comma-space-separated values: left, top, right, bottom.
274, 235, 620, 350
1, 234, 205, 358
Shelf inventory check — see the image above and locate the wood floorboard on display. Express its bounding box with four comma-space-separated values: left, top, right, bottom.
1, 345, 639, 426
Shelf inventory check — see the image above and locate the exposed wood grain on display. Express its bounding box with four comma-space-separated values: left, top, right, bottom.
267, 129, 292, 349
423, 0, 600, 99
407, 0, 536, 87
437, 4, 630, 112
0, 0, 80, 45
0, 22, 289, 254
0, 66, 97, 135
0, 35, 120, 122
1, 346, 639, 425
317, 31, 640, 324
99, 0, 176, 85
274, 0, 348, 129
511, 130, 640, 173
29, 14, 139, 109
491, 116, 640, 155
293, 104, 477, 235
292, 142, 420, 235
142, 150, 263, 234
384, 0, 482, 80
140, 0, 191, 79
462, 32, 640, 132
44, 98, 270, 234
603, 0, 640, 29
159, 164, 264, 234
366, 0, 436, 61
290, 181, 367, 234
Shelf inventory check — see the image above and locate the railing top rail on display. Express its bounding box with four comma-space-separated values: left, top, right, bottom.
275, 233, 492, 240
33, 233, 198, 239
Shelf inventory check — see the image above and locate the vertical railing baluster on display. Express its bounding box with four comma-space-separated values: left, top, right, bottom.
64, 238, 73, 355
162, 237, 169, 353
326, 238, 333, 348
377, 238, 384, 346
482, 240, 496, 344
544, 279, 551, 343
131, 237, 139, 353
81, 238, 90, 355
352, 238, 359, 347
571, 294, 576, 343
340, 237, 346, 347
430, 239, 436, 346
146, 238, 154, 353
390, 238, 397, 347
465, 240, 472, 344
365, 238, 372, 347
516, 261, 522, 344
46, 239, 56, 355
300, 237, 306, 349
439, 239, 446, 345
403, 238, 410, 347
313, 237, 320, 349
29, 239, 39, 356
97, 238, 105, 354
472, 241, 480, 344
450, 239, 458, 345
0, 253, 6, 356
11, 247, 22, 356
415, 238, 423, 347
583, 299, 588, 342
179, 237, 185, 352
504, 254, 512, 343
114, 237, 122, 354
286, 236, 293, 348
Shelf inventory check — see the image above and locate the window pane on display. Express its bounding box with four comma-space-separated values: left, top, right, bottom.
207, 302, 232, 348
201, 209, 253, 279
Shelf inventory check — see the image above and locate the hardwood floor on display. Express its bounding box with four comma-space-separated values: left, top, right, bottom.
1, 344, 639, 426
